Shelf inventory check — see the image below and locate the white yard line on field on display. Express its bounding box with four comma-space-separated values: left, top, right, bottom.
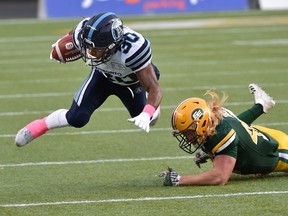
1, 191, 288, 207
0, 155, 193, 167
0, 101, 267, 116
0, 83, 287, 100
1, 121, 288, 139
0, 92, 73, 99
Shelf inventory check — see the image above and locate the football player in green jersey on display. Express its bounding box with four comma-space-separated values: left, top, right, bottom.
159, 83, 288, 186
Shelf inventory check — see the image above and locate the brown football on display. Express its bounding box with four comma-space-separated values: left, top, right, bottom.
50, 34, 82, 63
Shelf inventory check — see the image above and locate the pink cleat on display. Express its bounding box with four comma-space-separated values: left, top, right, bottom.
15, 118, 48, 147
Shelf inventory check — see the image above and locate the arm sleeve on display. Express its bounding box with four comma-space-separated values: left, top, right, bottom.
237, 104, 264, 125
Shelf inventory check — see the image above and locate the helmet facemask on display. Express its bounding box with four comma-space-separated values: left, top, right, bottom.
173, 122, 206, 154
81, 41, 119, 66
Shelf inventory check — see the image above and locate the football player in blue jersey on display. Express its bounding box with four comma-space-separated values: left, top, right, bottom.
15, 12, 162, 146
159, 84, 288, 186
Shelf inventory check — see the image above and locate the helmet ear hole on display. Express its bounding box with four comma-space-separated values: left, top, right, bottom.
202, 120, 207, 127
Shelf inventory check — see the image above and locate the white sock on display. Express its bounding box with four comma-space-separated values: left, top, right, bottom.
45, 109, 70, 130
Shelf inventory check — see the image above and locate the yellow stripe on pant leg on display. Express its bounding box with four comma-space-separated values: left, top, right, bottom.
253, 125, 288, 172
274, 160, 288, 172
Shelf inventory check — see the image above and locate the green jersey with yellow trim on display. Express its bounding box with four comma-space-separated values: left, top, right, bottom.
202, 108, 279, 175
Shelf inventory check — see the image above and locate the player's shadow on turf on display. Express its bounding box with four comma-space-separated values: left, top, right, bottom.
229, 172, 288, 182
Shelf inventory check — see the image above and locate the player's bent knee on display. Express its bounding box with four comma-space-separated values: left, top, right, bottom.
67, 113, 90, 128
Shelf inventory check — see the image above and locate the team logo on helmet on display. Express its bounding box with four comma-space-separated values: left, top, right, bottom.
191, 108, 204, 120
111, 18, 123, 42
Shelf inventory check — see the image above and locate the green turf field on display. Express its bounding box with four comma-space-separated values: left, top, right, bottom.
1, 10, 288, 215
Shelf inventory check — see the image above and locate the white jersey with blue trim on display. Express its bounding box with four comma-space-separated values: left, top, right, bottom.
73, 18, 152, 86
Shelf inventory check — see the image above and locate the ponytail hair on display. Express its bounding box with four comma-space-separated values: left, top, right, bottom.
204, 90, 228, 136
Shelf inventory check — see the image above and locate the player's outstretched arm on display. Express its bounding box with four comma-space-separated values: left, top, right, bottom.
128, 63, 162, 132
159, 154, 236, 186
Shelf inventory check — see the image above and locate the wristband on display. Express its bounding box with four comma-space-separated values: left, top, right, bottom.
143, 104, 156, 118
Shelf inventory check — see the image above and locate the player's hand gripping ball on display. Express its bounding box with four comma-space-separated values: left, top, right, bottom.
50, 34, 82, 63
